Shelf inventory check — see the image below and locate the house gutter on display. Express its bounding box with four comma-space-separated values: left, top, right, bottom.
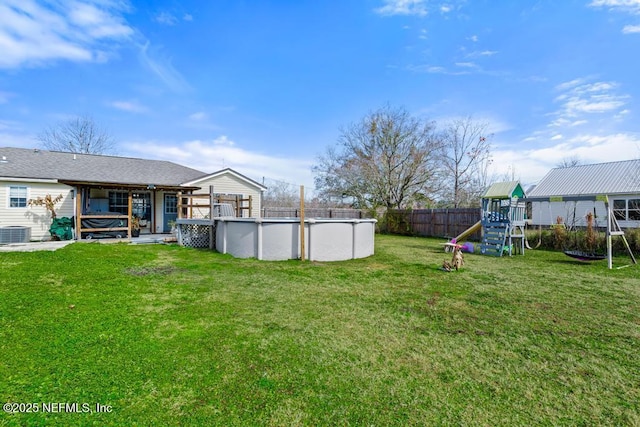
0, 177, 59, 184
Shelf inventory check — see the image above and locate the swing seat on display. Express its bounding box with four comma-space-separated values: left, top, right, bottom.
563, 250, 606, 262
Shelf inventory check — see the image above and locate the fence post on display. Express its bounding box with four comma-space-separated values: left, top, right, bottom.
445, 209, 449, 236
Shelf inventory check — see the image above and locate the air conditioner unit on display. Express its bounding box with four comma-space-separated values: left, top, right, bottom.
0, 226, 31, 244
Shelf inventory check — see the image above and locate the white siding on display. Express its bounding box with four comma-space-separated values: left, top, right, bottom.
0, 180, 74, 241
189, 174, 263, 217
531, 199, 640, 228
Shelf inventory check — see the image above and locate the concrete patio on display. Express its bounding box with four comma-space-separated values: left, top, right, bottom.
0, 234, 176, 252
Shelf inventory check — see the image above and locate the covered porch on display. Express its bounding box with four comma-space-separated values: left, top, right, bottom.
59, 180, 198, 240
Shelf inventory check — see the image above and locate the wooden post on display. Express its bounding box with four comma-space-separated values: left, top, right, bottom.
209, 185, 215, 249
300, 185, 305, 261
128, 191, 133, 238
248, 195, 253, 218
177, 192, 182, 219
150, 190, 155, 233
75, 186, 82, 240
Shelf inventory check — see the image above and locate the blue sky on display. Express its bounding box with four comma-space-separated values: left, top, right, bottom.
1, 0, 640, 191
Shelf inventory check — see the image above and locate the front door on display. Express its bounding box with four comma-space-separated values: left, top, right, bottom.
163, 194, 178, 232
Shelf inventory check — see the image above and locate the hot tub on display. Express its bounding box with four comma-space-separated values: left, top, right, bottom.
184, 217, 376, 261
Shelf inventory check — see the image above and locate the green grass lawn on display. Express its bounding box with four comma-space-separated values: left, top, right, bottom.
1, 235, 639, 426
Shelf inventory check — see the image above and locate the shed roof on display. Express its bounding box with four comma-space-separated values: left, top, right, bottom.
528, 159, 640, 197
0, 147, 207, 187
482, 181, 524, 199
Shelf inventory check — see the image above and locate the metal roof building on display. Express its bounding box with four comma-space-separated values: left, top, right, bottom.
528, 159, 640, 198
528, 159, 640, 228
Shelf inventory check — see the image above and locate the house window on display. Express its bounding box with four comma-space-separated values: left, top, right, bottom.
132, 193, 151, 220
9, 186, 27, 208
613, 199, 626, 221
108, 191, 129, 214
165, 194, 177, 214
628, 199, 640, 221
108, 191, 152, 220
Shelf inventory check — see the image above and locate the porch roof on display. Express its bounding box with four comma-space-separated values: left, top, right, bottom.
58, 179, 199, 191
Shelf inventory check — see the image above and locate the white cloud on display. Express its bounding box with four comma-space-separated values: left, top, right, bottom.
109, 100, 148, 113
153, 10, 192, 25
212, 135, 234, 146
466, 50, 499, 58
551, 78, 629, 124
467, 35, 479, 42
490, 132, 640, 185
570, 120, 588, 126
154, 11, 178, 26
138, 41, 191, 93
69, 1, 132, 38
589, 1, 640, 33
622, 24, 640, 32
0, 0, 133, 69
185, 111, 223, 131
375, 0, 428, 16
407, 64, 470, 75
554, 77, 590, 92
589, 0, 640, 14
189, 112, 208, 121
123, 137, 316, 190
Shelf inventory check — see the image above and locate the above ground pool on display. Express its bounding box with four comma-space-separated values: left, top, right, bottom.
176, 217, 377, 261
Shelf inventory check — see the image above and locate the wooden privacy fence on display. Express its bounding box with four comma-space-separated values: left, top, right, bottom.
262, 207, 372, 219
385, 208, 482, 239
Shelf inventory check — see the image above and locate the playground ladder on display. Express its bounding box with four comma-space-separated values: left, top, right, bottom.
480, 223, 509, 257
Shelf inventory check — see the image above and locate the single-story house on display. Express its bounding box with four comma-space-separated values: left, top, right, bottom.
0, 147, 267, 241
527, 159, 640, 228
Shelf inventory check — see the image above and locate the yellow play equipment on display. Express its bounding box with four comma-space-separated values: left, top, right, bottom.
443, 220, 481, 253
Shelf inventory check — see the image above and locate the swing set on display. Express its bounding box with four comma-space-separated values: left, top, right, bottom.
524, 194, 637, 269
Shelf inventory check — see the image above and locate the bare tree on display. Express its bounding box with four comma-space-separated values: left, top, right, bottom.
262, 179, 299, 207
38, 115, 115, 154
556, 156, 582, 168
438, 117, 492, 207
313, 105, 441, 210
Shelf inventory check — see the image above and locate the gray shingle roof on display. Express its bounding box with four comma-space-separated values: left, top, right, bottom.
528, 159, 640, 197
0, 147, 207, 186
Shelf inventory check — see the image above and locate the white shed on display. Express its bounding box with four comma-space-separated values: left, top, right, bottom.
528, 159, 640, 228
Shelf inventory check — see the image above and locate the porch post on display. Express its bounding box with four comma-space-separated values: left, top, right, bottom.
75, 186, 82, 240
128, 190, 133, 238
209, 185, 215, 249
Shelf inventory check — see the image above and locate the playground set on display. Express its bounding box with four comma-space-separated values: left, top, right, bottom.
445, 181, 526, 257
444, 181, 637, 270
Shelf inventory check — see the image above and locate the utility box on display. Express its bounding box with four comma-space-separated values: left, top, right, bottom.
0, 226, 31, 244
